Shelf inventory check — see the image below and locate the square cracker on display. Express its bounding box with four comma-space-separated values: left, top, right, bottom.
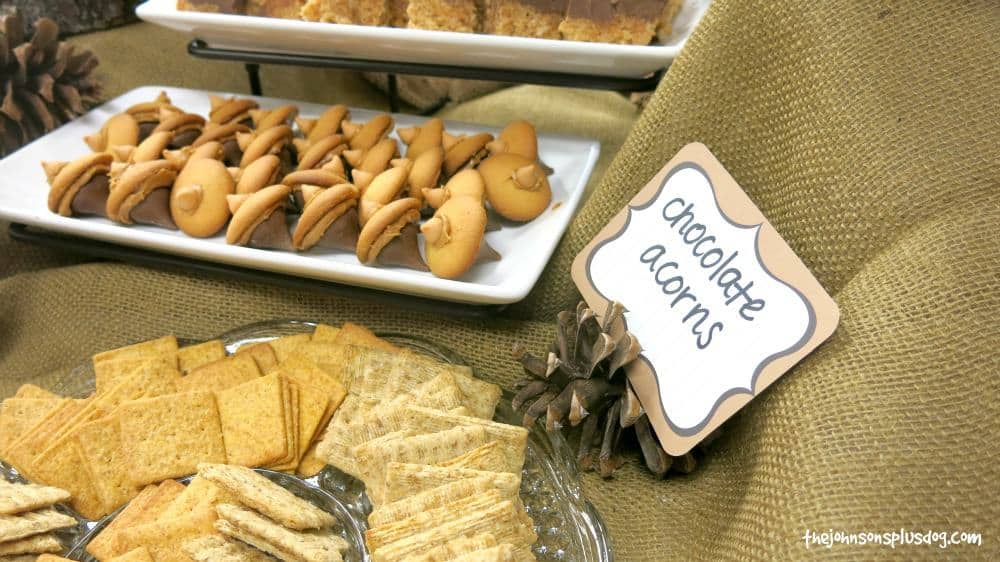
296, 439, 328, 478
93, 335, 178, 365
368, 476, 508, 528
332, 322, 399, 353
403, 406, 528, 473
275, 371, 331, 457
177, 340, 227, 373
0, 508, 76, 543
234, 343, 279, 374
266, 379, 299, 471
382, 463, 521, 504
111, 504, 217, 561
94, 356, 181, 398
370, 500, 535, 561
437, 441, 512, 473
13, 384, 59, 401
87, 481, 185, 561
0, 480, 71, 516
293, 342, 360, 389
30, 434, 105, 519
75, 414, 141, 513
198, 463, 335, 530
215, 374, 288, 468
274, 355, 347, 432
412, 533, 500, 561
365, 489, 506, 551
264, 333, 312, 363
311, 323, 340, 342
215, 503, 348, 561
1, 398, 77, 480
354, 426, 490, 504
158, 476, 235, 522
0, 531, 63, 555
107, 547, 154, 562
178, 354, 261, 394
0, 397, 63, 453
118, 392, 226, 486
182, 535, 277, 562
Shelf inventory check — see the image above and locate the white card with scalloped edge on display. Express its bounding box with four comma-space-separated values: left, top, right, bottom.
572, 143, 839, 455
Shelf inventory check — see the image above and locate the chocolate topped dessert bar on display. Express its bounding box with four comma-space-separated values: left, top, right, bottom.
177, 0, 247, 13
406, 0, 479, 32
246, 0, 307, 18
559, 0, 665, 44
484, 0, 567, 39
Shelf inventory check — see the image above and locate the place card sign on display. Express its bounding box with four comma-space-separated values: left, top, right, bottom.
571, 143, 839, 455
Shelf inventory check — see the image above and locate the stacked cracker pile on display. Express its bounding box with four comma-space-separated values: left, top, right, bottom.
85, 463, 349, 562
0, 481, 74, 556
0, 328, 350, 520
309, 333, 537, 561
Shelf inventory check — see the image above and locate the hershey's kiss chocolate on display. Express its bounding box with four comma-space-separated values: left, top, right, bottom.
70, 174, 110, 218
248, 209, 293, 251
377, 223, 428, 271
129, 188, 177, 229
316, 207, 360, 252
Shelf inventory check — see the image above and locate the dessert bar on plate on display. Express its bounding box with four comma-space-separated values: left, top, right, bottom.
137, 0, 712, 78
0, 86, 598, 305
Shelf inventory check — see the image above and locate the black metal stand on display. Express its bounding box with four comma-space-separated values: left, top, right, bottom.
187, 39, 662, 112
8, 224, 505, 319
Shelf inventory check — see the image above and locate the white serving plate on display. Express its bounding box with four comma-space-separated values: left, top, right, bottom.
136, 0, 711, 79
0, 86, 598, 305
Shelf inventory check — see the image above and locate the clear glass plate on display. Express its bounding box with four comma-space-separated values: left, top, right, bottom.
3, 320, 612, 561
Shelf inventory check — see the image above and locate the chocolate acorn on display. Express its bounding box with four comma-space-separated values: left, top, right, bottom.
295, 105, 349, 151
152, 108, 206, 149
84, 113, 140, 154
397, 117, 444, 159
209, 95, 259, 127
421, 195, 499, 279
342, 114, 394, 151
422, 168, 485, 210
43, 153, 113, 217
479, 153, 551, 222
112, 131, 174, 164
357, 163, 410, 225
282, 165, 350, 210
295, 134, 347, 171
486, 120, 539, 161
171, 157, 235, 238
193, 122, 250, 167
403, 146, 443, 204
249, 105, 299, 132
226, 184, 293, 250
163, 141, 225, 170
443, 132, 494, 177
356, 197, 427, 271
292, 183, 360, 252
125, 91, 179, 141
233, 154, 282, 195
105, 159, 179, 229
237, 125, 295, 170
344, 137, 399, 180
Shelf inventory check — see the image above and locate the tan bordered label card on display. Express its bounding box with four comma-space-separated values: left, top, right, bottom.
572, 143, 839, 455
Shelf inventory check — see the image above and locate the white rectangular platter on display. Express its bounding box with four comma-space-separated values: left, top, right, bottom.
136, 0, 711, 79
0, 86, 598, 305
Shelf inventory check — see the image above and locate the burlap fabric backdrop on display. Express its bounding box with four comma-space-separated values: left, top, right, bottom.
2, 1, 998, 559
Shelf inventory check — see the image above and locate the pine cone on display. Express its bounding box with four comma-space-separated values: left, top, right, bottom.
0, 9, 101, 157
513, 301, 716, 478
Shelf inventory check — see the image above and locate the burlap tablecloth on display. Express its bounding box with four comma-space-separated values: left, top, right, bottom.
2, 1, 998, 559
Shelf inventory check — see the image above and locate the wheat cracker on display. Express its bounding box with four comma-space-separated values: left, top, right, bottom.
368, 476, 508, 528
179, 354, 261, 394
263, 334, 312, 363
182, 535, 277, 562
366, 490, 507, 551
215, 503, 347, 562
215, 374, 288, 468
107, 547, 154, 562
0, 508, 76, 543
0, 531, 62, 555
311, 323, 341, 342
0, 481, 70, 516
234, 343, 279, 373
86, 481, 184, 561
118, 392, 226, 486
12, 385, 58, 401
177, 340, 227, 373
198, 463, 335, 530
383, 463, 521, 504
